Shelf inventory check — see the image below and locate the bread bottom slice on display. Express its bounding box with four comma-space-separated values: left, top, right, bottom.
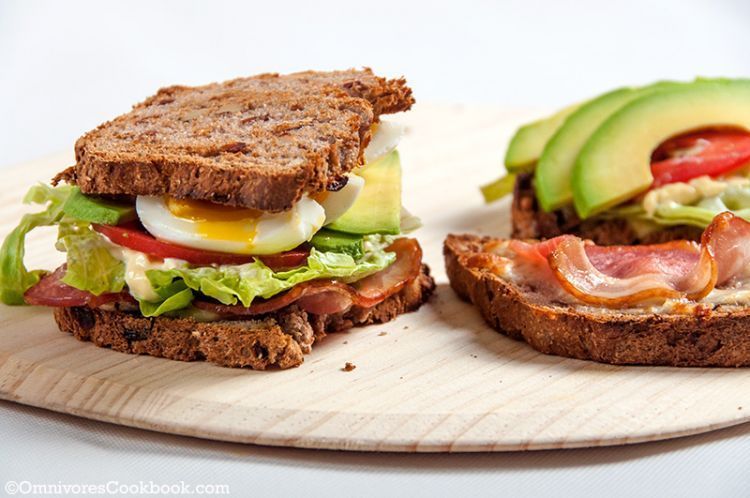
54, 265, 435, 370
445, 234, 750, 367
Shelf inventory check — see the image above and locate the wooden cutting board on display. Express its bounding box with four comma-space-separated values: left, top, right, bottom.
1, 104, 749, 452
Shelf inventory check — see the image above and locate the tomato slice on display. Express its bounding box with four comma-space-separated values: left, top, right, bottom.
650, 131, 750, 188
93, 223, 309, 269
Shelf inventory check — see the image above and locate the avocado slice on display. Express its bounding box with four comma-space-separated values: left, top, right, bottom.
62, 187, 136, 225
480, 172, 518, 203
327, 150, 401, 234
535, 81, 680, 212
573, 79, 750, 218
310, 229, 364, 259
505, 102, 582, 172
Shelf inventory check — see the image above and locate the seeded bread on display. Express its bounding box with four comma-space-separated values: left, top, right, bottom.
53, 68, 414, 212
54, 265, 434, 370
444, 234, 750, 367
511, 173, 702, 245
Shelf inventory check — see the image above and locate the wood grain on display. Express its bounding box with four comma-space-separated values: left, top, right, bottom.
1, 104, 750, 452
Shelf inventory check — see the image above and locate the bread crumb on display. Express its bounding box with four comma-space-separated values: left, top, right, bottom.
378, 331, 388, 336
342, 362, 356, 372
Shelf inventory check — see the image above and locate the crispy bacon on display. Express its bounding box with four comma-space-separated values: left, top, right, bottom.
701, 211, 750, 285
24, 266, 130, 307
509, 212, 750, 308
25, 238, 423, 317
548, 238, 716, 307
194, 238, 423, 316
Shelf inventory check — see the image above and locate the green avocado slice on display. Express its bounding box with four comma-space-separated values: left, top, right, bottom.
327, 150, 402, 235
62, 187, 136, 225
534, 82, 678, 212
310, 229, 364, 259
504, 102, 582, 172
572, 79, 750, 218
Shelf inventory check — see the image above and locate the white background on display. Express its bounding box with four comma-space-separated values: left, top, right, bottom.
2, 1, 750, 496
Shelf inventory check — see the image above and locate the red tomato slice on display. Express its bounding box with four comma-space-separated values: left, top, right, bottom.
92, 223, 309, 269
650, 131, 750, 188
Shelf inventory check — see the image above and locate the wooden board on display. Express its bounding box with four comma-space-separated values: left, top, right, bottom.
1, 104, 750, 452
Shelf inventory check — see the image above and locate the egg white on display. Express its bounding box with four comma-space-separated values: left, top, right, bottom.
364, 120, 405, 163
321, 174, 365, 225
136, 195, 326, 256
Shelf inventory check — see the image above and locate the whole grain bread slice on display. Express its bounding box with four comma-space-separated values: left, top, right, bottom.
511, 173, 702, 245
54, 265, 434, 370
54, 68, 414, 212
444, 234, 750, 367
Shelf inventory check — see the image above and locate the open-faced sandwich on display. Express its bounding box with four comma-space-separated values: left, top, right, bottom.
446, 212, 750, 367
482, 78, 750, 244
450, 77, 750, 366
0, 69, 435, 370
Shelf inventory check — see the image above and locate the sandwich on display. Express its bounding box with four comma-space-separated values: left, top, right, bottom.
481, 78, 750, 245
445, 211, 750, 367
449, 77, 750, 367
0, 69, 435, 370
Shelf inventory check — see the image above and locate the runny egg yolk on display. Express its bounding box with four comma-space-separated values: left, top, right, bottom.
312, 191, 330, 203
165, 197, 260, 246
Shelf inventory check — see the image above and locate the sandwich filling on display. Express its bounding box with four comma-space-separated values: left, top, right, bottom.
1, 121, 424, 320
469, 211, 750, 312
482, 78, 750, 239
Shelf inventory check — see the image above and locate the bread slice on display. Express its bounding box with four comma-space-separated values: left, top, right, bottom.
54, 265, 434, 370
444, 234, 750, 367
511, 173, 702, 245
53, 68, 414, 212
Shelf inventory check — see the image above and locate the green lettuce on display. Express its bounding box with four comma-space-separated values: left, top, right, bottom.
0, 184, 133, 304
480, 173, 517, 203
611, 184, 750, 229
139, 235, 396, 317
0, 184, 75, 304
1, 184, 398, 317
55, 219, 125, 295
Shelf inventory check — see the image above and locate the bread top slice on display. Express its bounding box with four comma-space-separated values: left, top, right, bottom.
54, 68, 414, 212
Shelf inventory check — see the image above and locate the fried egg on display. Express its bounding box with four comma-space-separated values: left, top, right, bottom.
364, 120, 405, 163
136, 177, 365, 255
316, 174, 365, 225
136, 195, 325, 255
133, 121, 404, 256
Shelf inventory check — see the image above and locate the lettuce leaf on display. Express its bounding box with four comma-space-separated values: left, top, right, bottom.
139, 235, 396, 317
613, 184, 750, 229
56, 219, 125, 295
1, 183, 398, 318
0, 184, 75, 304
138, 287, 194, 317
652, 202, 750, 228
480, 173, 517, 203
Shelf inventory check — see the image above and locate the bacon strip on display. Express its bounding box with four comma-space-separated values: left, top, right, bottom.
548, 238, 716, 307
24, 266, 130, 307
702, 211, 750, 285
508, 212, 750, 308
25, 238, 423, 316
195, 238, 423, 316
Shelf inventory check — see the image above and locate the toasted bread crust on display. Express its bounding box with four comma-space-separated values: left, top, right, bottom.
54, 265, 434, 370
54, 69, 414, 212
445, 234, 750, 367
511, 173, 702, 245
